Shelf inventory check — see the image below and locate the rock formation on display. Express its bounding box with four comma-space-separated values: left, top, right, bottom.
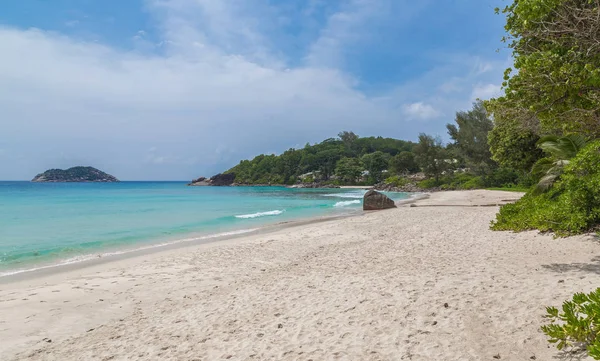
363, 190, 397, 210
209, 173, 236, 186
32, 167, 119, 183
188, 173, 236, 186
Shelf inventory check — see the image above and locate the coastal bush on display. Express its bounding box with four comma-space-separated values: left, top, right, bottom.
483, 167, 521, 188
492, 140, 600, 236
415, 169, 531, 191
385, 175, 409, 188
417, 178, 439, 189
416, 174, 479, 190
460, 175, 485, 190
438, 174, 480, 190
542, 288, 600, 359
531, 135, 589, 194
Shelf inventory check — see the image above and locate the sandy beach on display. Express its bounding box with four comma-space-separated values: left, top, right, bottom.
2, 190, 599, 361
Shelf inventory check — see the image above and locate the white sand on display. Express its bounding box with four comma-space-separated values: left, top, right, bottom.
2, 190, 599, 361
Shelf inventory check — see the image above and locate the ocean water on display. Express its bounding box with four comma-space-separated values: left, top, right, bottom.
0, 182, 410, 276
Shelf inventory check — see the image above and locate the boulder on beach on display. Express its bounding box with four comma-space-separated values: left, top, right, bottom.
363, 190, 397, 211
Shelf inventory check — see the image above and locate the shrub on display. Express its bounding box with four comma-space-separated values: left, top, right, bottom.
417, 169, 531, 191
483, 167, 521, 188
492, 140, 600, 236
542, 288, 600, 359
461, 176, 485, 190
385, 175, 409, 187
418, 178, 439, 189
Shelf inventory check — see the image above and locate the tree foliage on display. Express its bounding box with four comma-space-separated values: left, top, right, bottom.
488, 0, 600, 136
414, 134, 450, 184
487, 114, 544, 171
335, 157, 363, 184
361, 151, 390, 183
389, 151, 419, 175
226, 132, 414, 185
447, 100, 496, 174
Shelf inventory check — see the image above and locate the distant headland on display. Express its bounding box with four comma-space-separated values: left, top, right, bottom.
32, 167, 119, 183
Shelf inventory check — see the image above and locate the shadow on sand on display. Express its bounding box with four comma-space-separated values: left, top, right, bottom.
543, 255, 600, 275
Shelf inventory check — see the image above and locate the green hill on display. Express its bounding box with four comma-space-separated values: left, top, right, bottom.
225, 132, 416, 185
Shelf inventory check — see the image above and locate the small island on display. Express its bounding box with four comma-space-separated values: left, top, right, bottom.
32, 166, 119, 183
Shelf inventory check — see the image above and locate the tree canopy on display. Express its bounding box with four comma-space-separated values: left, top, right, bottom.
487, 0, 600, 136
225, 133, 416, 185
447, 100, 496, 174
414, 134, 450, 183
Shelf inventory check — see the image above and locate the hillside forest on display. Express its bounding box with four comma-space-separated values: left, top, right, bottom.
226, 100, 527, 191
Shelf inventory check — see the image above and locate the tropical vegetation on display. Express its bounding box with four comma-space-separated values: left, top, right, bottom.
488, 0, 600, 237
225, 134, 414, 185
542, 288, 600, 359
484, 1, 600, 357
224, 99, 530, 190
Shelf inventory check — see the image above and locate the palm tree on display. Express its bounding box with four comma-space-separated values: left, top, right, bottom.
531, 134, 588, 194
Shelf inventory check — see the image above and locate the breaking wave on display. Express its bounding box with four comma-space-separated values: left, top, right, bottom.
322, 192, 365, 199
334, 200, 361, 207
235, 210, 285, 219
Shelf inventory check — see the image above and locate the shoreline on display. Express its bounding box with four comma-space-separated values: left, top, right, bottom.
0, 212, 357, 284
0, 191, 419, 283
6, 190, 590, 361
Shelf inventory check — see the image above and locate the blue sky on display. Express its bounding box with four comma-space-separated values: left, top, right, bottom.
0, 0, 509, 180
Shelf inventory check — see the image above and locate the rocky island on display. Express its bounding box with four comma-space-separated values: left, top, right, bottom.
32, 167, 119, 183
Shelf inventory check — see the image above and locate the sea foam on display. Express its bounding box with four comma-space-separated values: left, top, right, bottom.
334, 200, 361, 207
323, 192, 365, 199
235, 210, 285, 219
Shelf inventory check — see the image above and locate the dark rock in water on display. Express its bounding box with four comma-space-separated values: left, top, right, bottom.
32, 167, 119, 183
188, 176, 210, 186
363, 190, 397, 211
188, 173, 236, 186
209, 173, 236, 186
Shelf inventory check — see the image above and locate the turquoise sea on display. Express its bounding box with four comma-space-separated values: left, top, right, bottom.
0, 182, 409, 276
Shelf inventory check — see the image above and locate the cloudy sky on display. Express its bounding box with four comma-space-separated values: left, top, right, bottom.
1, 0, 508, 180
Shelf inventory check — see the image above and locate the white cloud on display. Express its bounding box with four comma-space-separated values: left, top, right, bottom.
0, 0, 505, 180
306, 0, 376, 67
471, 83, 502, 101
133, 30, 147, 40
402, 102, 441, 120
0, 25, 390, 179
